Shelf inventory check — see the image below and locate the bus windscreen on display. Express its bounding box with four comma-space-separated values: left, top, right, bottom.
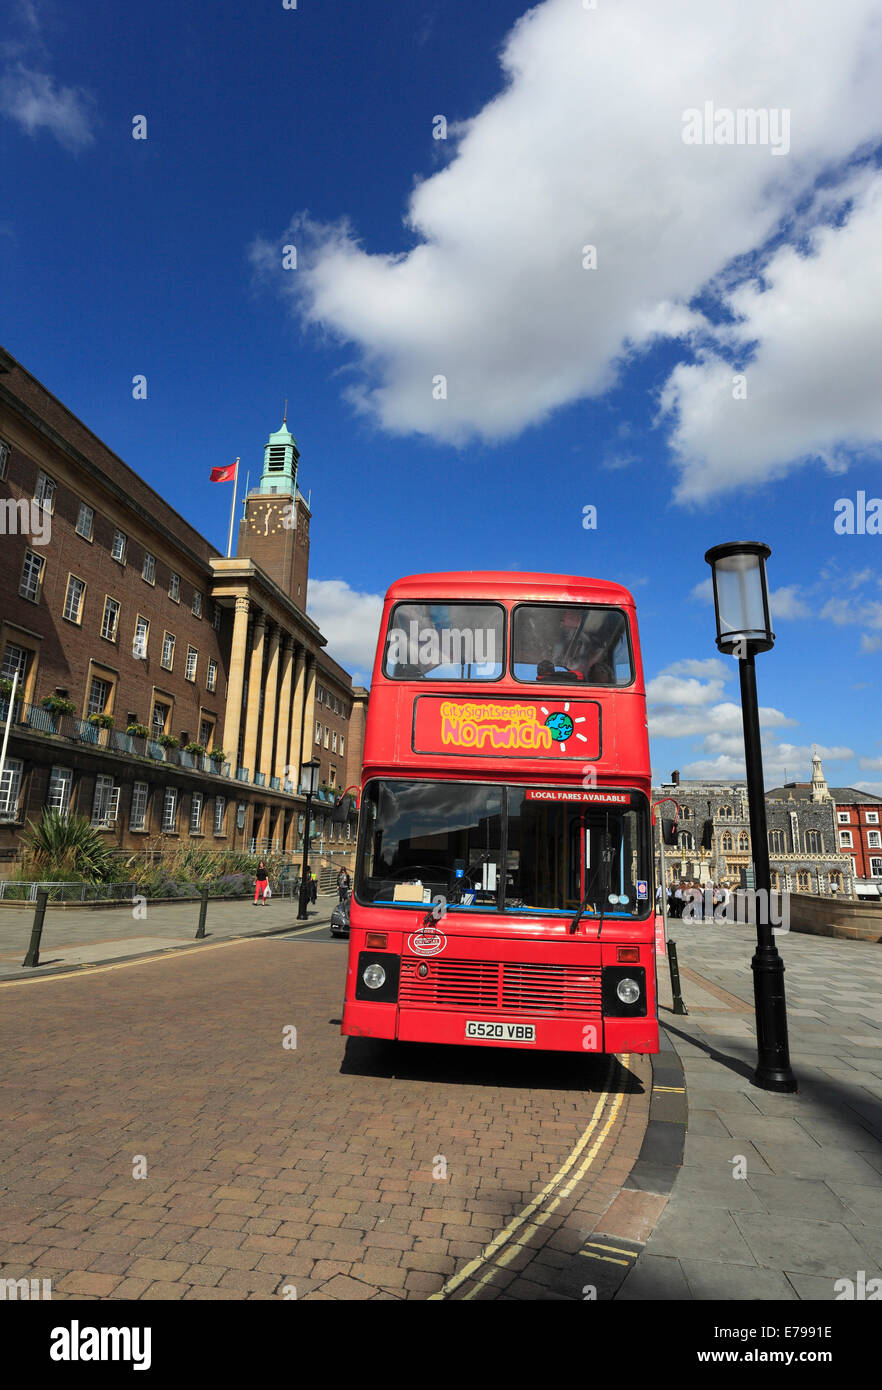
512, 605, 633, 685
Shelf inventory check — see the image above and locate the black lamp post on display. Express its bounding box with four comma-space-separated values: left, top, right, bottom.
705, 541, 797, 1092
297, 758, 321, 922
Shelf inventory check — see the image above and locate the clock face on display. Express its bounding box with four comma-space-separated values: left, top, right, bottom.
248, 502, 289, 536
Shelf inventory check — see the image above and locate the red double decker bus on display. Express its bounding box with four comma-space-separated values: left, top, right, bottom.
341, 572, 658, 1056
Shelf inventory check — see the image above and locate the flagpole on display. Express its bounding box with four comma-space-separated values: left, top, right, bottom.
226, 458, 239, 559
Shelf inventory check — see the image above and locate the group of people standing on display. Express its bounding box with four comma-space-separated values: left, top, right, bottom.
661, 880, 732, 920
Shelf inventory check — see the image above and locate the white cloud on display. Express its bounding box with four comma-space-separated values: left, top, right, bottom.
306, 578, 384, 683
646, 674, 726, 707
663, 169, 882, 500
770, 586, 812, 620
649, 701, 795, 739
255, 0, 882, 480
859, 756, 882, 771
0, 63, 94, 151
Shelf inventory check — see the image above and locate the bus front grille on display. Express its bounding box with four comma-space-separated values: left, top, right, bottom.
399, 958, 602, 1015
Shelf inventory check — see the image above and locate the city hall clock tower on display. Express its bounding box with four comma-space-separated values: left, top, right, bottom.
237, 413, 311, 610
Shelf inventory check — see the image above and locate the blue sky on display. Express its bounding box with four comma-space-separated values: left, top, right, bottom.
2, 0, 881, 790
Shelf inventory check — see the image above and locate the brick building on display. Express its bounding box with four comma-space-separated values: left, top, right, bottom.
0, 346, 368, 870
766, 761, 882, 898
654, 754, 856, 897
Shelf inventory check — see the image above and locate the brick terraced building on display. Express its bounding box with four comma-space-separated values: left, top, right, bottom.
0, 346, 367, 868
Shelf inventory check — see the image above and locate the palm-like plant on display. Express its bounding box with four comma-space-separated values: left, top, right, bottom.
19, 810, 117, 883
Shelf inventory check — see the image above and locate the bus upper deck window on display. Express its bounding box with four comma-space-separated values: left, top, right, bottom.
383, 602, 505, 681
512, 605, 634, 686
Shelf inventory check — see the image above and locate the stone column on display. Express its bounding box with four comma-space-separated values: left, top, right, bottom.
275, 635, 294, 785
259, 623, 281, 781
300, 653, 317, 774
222, 597, 250, 770
287, 644, 306, 786
242, 610, 266, 778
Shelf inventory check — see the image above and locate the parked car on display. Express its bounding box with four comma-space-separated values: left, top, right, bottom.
330, 892, 350, 937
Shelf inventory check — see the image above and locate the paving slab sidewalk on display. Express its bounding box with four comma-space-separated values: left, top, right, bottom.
0, 894, 339, 979
617, 917, 882, 1300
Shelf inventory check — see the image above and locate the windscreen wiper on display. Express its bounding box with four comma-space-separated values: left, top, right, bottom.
568, 830, 613, 934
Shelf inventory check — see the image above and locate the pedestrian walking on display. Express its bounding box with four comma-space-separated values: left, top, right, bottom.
309, 869, 317, 904
254, 857, 269, 906
337, 866, 351, 903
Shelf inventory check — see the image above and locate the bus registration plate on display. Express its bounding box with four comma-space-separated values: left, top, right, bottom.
465, 1021, 536, 1043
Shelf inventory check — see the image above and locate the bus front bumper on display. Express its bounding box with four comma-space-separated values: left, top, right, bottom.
342, 1001, 658, 1054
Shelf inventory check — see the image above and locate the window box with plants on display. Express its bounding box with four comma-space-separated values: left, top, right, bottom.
34, 692, 72, 731
209, 748, 227, 775
157, 733, 179, 762
181, 741, 204, 769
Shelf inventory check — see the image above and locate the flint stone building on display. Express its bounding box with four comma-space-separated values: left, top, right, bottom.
0, 346, 368, 870
654, 755, 856, 897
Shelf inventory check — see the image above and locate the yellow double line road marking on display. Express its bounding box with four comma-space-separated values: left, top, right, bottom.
430, 1053, 630, 1300
580, 1239, 637, 1267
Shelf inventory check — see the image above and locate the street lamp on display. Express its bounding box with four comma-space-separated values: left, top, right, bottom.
297, 758, 321, 922
705, 541, 797, 1092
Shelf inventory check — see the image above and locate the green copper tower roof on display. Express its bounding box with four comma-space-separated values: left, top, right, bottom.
259, 413, 300, 494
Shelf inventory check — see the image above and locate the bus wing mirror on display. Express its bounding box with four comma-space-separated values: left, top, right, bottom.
329, 795, 352, 824
662, 818, 678, 847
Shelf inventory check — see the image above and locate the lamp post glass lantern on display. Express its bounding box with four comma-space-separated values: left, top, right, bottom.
297, 759, 321, 921
706, 541, 774, 655
704, 541, 796, 1093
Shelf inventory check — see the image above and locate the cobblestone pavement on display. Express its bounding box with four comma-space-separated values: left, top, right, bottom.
0, 937, 652, 1300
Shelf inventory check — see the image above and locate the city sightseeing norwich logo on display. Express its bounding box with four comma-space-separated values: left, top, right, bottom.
440, 701, 589, 754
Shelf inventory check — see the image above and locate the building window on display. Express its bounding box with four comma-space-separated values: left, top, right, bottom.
19, 550, 45, 603
47, 766, 73, 815
324, 728, 330, 748
212, 605, 221, 632
1, 643, 29, 682
678, 831, 694, 850
837, 811, 850, 823
130, 782, 149, 831
797, 871, 811, 891
190, 792, 204, 833
206, 658, 217, 693
867, 812, 880, 825
332, 731, 337, 752
133, 615, 149, 659
169, 573, 181, 602
317, 686, 323, 704
62, 574, 86, 624
91, 775, 120, 827
111, 529, 127, 563
214, 796, 226, 835
870, 857, 882, 878
738, 832, 749, 851
151, 702, 170, 737
0, 439, 9, 478
192, 591, 203, 617
721, 832, 733, 852
718, 806, 732, 819
162, 787, 178, 831
868, 830, 882, 850
161, 632, 175, 670
185, 646, 197, 682
142, 552, 156, 585
315, 721, 322, 745
329, 765, 337, 787
76, 503, 94, 540
769, 830, 784, 853
339, 736, 344, 756
0, 758, 23, 820
101, 596, 120, 643
34, 471, 56, 511
87, 677, 111, 717
199, 718, 213, 747
805, 829, 822, 854
829, 872, 843, 891
839, 830, 853, 848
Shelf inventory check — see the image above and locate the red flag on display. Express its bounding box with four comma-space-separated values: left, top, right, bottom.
210, 461, 237, 483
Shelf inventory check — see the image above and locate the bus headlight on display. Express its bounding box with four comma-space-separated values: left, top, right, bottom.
602, 965, 647, 1017
616, 977, 641, 1005
354, 952, 400, 1002
362, 963, 386, 990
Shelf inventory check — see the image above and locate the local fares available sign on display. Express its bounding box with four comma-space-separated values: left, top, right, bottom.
525, 789, 629, 803
412, 697, 600, 759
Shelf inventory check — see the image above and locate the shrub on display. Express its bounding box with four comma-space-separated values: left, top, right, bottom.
41, 694, 75, 715
126, 723, 150, 738
209, 747, 226, 763
18, 810, 117, 883
157, 734, 179, 749
88, 712, 114, 729
183, 742, 205, 755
